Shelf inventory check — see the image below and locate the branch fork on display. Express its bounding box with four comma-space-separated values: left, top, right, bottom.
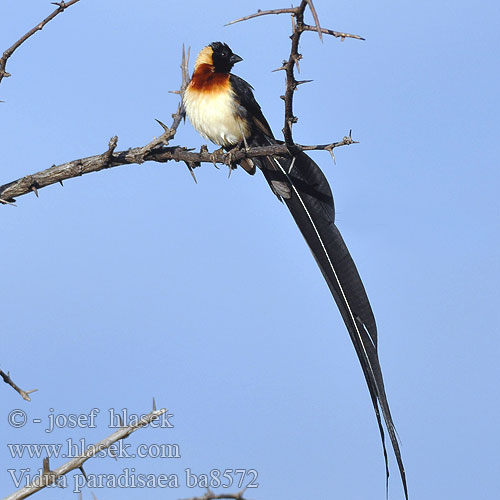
227, 0, 364, 144
0, 368, 37, 401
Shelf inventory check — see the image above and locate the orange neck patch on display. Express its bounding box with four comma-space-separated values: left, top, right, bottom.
189, 64, 230, 93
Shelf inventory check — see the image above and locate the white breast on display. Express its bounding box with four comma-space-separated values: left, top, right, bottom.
184, 87, 249, 147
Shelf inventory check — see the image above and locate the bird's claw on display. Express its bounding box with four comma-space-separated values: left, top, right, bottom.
209, 146, 224, 168
223, 146, 239, 177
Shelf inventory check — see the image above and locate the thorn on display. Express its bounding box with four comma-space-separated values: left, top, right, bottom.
31, 185, 39, 198
109, 446, 117, 461
118, 414, 124, 427
293, 54, 302, 73
305, 0, 323, 41
296, 79, 313, 86
168, 90, 181, 95
59, 180, 64, 186
328, 148, 336, 164
185, 163, 198, 184
280, 95, 285, 100
154, 118, 170, 133
43, 457, 50, 475
152, 397, 157, 412
79, 466, 88, 481
272, 64, 287, 72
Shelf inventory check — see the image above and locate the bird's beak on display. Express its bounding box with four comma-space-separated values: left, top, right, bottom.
230, 53, 243, 64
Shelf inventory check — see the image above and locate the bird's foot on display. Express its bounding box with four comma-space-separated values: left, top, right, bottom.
209, 146, 225, 169
224, 145, 239, 177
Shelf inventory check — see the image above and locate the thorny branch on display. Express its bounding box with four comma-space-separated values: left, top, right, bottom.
227, 0, 364, 144
0, 137, 356, 204
0, 368, 37, 402
0, 2, 363, 206
3, 405, 168, 500
0, 0, 81, 87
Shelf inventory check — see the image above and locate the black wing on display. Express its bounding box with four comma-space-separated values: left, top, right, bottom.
229, 74, 274, 139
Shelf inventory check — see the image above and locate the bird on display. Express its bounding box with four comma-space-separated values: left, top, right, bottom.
184, 41, 408, 499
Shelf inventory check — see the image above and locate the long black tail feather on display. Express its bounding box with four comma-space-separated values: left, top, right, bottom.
252, 141, 408, 499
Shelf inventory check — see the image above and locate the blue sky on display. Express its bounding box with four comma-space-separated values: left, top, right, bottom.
1, 1, 499, 499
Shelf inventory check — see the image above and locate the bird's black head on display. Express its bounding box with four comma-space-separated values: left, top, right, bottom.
210, 42, 242, 73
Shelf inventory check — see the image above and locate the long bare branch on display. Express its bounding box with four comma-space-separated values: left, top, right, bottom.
0, 136, 357, 204
0, 369, 37, 402
4, 406, 168, 500
0, 0, 81, 87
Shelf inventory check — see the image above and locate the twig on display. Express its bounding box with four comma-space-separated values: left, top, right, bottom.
135, 45, 190, 158
4, 405, 168, 500
0, 369, 37, 401
0, 137, 357, 204
0, 0, 81, 87
225, 7, 297, 25
302, 24, 365, 41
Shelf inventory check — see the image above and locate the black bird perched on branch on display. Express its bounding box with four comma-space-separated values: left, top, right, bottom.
184, 41, 408, 499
